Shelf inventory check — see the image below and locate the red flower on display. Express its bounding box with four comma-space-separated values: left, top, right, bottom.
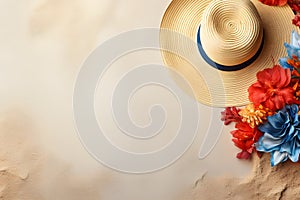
288, 0, 300, 12
248, 65, 296, 111
236, 151, 251, 160
259, 0, 287, 6
231, 122, 263, 159
221, 107, 241, 125
293, 14, 300, 27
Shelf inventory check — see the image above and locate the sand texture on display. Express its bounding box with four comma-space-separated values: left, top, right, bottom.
183, 154, 300, 200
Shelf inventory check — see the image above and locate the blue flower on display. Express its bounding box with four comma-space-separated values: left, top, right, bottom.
279, 31, 300, 71
256, 104, 300, 166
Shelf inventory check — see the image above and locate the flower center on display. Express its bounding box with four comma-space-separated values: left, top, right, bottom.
267, 87, 277, 96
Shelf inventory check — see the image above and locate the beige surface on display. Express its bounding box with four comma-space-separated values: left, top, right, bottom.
0, 0, 287, 199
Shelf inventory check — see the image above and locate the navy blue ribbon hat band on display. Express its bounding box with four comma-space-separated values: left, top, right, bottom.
197, 26, 265, 72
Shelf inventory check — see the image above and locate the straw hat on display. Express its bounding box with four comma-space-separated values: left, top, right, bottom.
160, 0, 297, 107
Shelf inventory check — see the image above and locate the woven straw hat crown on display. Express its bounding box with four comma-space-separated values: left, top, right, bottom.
200, 0, 263, 66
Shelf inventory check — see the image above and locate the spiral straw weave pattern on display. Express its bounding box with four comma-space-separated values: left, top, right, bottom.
200, 0, 263, 66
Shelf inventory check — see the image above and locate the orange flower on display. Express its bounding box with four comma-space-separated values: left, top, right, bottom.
292, 80, 300, 98
239, 104, 271, 128
286, 55, 300, 80
287, 55, 300, 69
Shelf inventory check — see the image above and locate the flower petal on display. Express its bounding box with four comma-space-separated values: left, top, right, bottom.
248, 85, 267, 105
259, 0, 287, 6
279, 57, 293, 70
270, 65, 281, 86
291, 30, 300, 48
271, 151, 288, 166
236, 150, 251, 160
257, 133, 283, 151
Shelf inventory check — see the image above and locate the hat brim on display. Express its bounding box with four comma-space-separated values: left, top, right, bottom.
160, 0, 297, 107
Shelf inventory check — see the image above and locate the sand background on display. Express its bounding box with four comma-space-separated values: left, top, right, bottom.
1, 0, 298, 199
